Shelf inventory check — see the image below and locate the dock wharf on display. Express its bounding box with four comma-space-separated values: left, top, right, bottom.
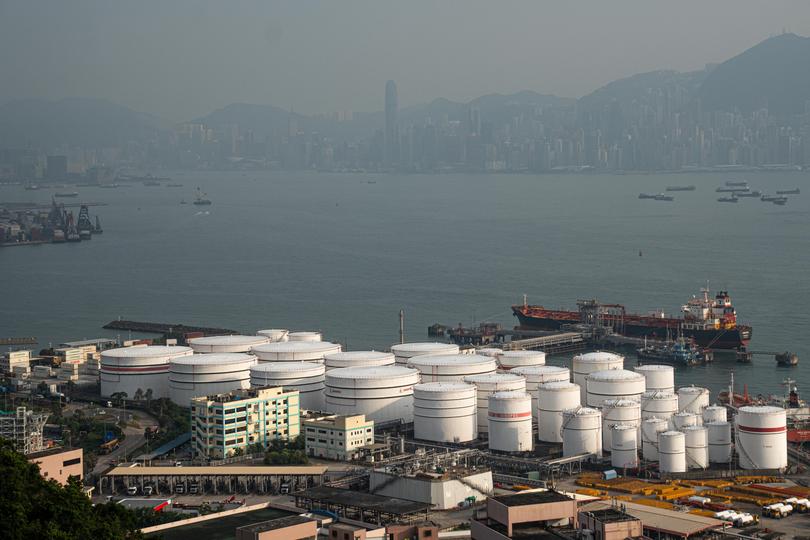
502, 331, 586, 354
102, 320, 238, 337
0, 337, 38, 346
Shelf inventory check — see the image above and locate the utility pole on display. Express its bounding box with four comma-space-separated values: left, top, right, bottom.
399, 309, 405, 344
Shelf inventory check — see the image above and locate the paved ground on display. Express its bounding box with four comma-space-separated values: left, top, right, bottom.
90, 406, 159, 474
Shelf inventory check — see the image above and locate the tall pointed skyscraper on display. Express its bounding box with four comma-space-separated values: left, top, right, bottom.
384, 80, 398, 166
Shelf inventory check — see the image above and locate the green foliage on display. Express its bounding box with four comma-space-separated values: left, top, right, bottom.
263, 448, 308, 465
59, 410, 124, 456
130, 507, 184, 528
0, 439, 144, 539
145, 398, 189, 448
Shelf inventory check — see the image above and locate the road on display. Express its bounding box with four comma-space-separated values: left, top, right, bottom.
91, 406, 159, 475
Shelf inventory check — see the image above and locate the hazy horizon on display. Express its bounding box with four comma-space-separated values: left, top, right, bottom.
1, 1, 809, 122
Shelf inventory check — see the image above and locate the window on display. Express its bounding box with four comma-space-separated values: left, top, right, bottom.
331, 531, 337, 538
63, 458, 81, 466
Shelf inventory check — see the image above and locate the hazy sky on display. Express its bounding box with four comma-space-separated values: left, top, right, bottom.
1, 1, 809, 122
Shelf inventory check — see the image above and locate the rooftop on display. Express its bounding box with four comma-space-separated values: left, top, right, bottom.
27, 446, 80, 459
106, 465, 327, 476
580, 500, 724, 537
294, 486, 431, 516
235, 515, 315, 534
60, 338, 117, 348
494, 490, 573, 507
191, 385, 293, 403
583, 508, 638, 523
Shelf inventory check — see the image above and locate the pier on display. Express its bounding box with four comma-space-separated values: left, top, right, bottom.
0, 337, 38, 346
502, 332, 586, 354
102, 320, 238, 337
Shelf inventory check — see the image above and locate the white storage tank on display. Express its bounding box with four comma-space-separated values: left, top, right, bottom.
250, 361, 325, 411
641, 417, 669, 461
498, 350, 546, 370
537, 381, 581, 443
678, 386, 711, 419
188, 335, 270, 353
488, 391, 533, 453
101, 345, 193, 398
391, 342, 459, 365
672, 411, 699, 431
256, 329, 289, 342
601, 398, 641, 450
659, 431, 687, 473
323, 350, 395, 370
476, 348, 503, 359
407, 354, 497, 383
707, 421, 733, 464
736, 406, 788, 470
703, 405, 727, 424
288, 331, 322, 342
464, 372, 526, 434
511, 365, 570, 411
573, 352, 624, 401
611, 424, 638, 469
585, 369, 646, 407
634, 365, 675, 393
169, 353, 257, 406
413, 382, 477, 443
640, 391, 679, 422
324, 366, 420, 424
562, 407, 602, 458
682, 425, 709, 469
251, 341, 342, 363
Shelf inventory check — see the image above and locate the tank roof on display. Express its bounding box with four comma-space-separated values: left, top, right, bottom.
739, 405, 785, 414
574, 351, 624, 362
390, 342, 458, 353
538, 381, 578, 390
189, 335, 269, 346
678, 386, 710, 394
414, 381, 475, 392
490, 390, 531, 400
511, 365, 568, 375
251, 341, 340, 353
250, 361, 324, 374
326, 365, 419, 380
635, 364, 675, 371
172, 353, 256, 365
324, 351, 393, 361
500, 350, 546, 358
464, 372, 525, 384
407, 354, 496, 366
102, 345, 192, 358
588, 369, 644, 381
660, 430, 685, 437
612, 423, 637, 431
681, 425, 708, 432
602, 398, 640, 407
565, 406, 600, 416
642, 390, 677, 399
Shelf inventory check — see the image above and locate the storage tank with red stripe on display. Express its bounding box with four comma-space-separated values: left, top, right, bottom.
735, 406, 788, 471
101, 345, 193, 398
487, 390, 533, 453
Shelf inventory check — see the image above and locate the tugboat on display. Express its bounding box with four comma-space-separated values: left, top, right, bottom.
717, 186, 748, 193
666, 185, 696, 192
638, 193, 657, 199
771, 197, 788, 206
776, 352, 799, 366
193, 187, 212, 206
726, 180, 749, 187
717, 195, 739, 203
776, 188, 800, 195
653, 194, 675, 202
636, 335, 710, 366
736, 190, 762, 198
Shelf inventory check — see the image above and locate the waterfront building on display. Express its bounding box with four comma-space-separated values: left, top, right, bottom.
190, 386, 300, 460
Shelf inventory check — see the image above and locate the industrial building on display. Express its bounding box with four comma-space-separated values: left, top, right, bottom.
190, 386, 300, 459
369, 464, 492, 510
577, 508, 643, 540
0, 407, 48, 454
580, 500, 725, 539
1, 349, 31, 373
471, 490, 578, 539
235, 515, 318, 540
27, 447, 83, 485
293, 486, 432, 525
302, 413, 375, 461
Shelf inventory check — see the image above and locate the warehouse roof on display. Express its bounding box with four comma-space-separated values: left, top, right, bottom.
580, 501, 724, 538
105, 465, 326, 476
294, 486, 431, 515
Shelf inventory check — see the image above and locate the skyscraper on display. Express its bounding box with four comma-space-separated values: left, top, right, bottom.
384, 80, 398, 166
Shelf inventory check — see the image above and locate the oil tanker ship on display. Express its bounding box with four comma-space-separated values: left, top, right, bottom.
512, 288, 751, 349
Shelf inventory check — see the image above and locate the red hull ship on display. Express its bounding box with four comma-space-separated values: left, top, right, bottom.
512, 288, 751, 350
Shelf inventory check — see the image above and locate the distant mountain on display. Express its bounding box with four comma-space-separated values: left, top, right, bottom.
0, 97, 166, 148
578, 69, 707, 112
192, 103, 303, 139
697, 33, 810, 116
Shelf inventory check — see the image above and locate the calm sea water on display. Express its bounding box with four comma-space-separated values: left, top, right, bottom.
2, 171, 809, 397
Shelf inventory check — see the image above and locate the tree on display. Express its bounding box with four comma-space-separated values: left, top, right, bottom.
133, 388, 144, 402
144, 388, 153, 405
0, 438, 144, 539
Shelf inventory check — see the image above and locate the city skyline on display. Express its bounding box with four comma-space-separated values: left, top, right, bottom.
1, 1, 810, 121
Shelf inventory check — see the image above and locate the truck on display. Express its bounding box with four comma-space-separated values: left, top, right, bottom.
99, 438, 120, 454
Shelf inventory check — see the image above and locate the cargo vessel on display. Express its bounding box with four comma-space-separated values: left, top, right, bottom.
512, 288, 751, 349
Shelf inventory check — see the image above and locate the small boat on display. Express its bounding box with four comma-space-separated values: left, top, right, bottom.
776, 188, 800, 195
735, 190, 762, 197
726, 180, 749, 186
718, 195, 738, 203
666, 185, 695, 192
761, 194, 784, 202
24, 184, 39, 191
193, 187, 211, 206
636, 336, 710, 366
638, 193, 657, 199
776, 352, 799, 366
54, 192, 79, 198
717, 186, 748, 193
653, 194, 674, 201
772, 197, 788, 206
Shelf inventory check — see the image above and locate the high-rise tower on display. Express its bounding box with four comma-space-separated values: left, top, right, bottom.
384, 80, 398, 166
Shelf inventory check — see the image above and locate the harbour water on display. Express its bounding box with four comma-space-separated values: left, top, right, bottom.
2, 171, 809, 397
